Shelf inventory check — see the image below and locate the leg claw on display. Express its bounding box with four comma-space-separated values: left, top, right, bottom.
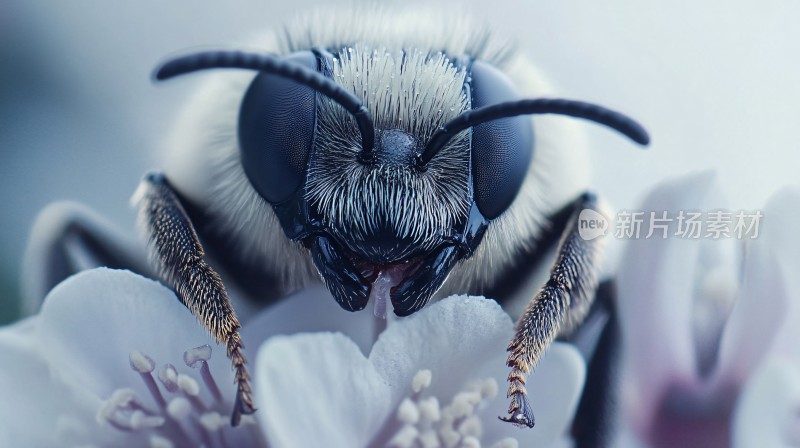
499, 411, 535, 428
230, 389, 257, 427
499, 392, 535, 428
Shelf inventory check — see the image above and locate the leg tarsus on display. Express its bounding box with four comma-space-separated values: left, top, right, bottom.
228, 331, 256, 426
499, 367, 536, 428
499, 192, 604, 428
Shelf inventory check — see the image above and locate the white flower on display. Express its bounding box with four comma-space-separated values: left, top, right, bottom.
0, 268, 255, 447
0, 268, 586, 448
616, 171, 800, 448
253, 295, 585, 448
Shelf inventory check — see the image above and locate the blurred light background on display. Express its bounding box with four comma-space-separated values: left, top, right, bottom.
1, 0, 798, 324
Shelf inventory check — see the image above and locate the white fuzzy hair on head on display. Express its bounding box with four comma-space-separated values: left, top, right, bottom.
306, 46, 471, 252
279, 5, 513, 67
162, 5, 590, 301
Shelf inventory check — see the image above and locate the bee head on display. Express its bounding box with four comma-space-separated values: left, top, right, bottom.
155, 48, 649, 316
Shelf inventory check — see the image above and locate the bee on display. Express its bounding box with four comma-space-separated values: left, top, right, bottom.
24, 7, 648, 427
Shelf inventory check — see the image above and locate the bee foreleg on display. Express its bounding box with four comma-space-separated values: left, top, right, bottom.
500, 192, 604, 428
134, 172, 255, 426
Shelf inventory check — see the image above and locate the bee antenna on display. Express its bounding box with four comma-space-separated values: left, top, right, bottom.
154, 50, 375, 154
417, 98, 650, 167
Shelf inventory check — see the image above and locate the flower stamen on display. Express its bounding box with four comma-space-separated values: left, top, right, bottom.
148, 434, 175, 448
412, 369, 433, 395
97, 347, 253, 447
177, 373, 207, 413
131, 351, 167, 410
379, 369, 518, 448
185, 345, 224, 403
158, 363, 179, 393
97, 389, 164, 432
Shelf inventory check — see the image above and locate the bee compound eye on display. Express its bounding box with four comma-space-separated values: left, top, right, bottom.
238, 51, 318, 204
469, 60, 534, 220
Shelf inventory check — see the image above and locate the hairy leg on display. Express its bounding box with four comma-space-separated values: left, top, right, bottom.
134, 172, 255, 426
501, 192, 605, 427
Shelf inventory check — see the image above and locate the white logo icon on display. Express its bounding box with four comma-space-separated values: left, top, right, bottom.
578, 209, 609, 241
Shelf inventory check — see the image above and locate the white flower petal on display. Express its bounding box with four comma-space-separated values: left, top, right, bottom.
479, 342, 586, 447
617, 171, 726, 428
0, 317, 136, 446
254, 332, 392, 448
0, 318, 78, 446
253, 295, 584, 447
733, 357, 800, 448
35, 268, 233, 402
752, 188, 800, 359
251, 289, 590, 448
713, 187, 800, 387
712, 235, 787, 388
241, 285, 376, 356
370, 295, 514, 404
